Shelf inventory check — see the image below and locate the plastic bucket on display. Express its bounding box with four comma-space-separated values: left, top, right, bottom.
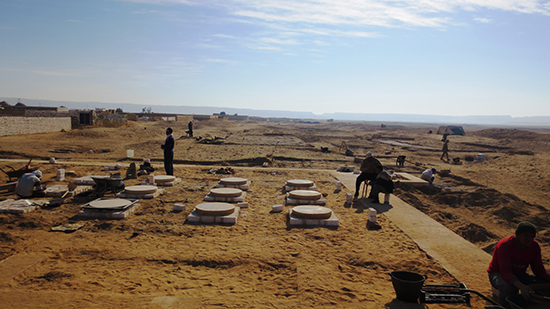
389, 271, 427, 302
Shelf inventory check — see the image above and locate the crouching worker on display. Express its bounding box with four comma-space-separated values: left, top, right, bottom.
488, 221, 550, 308
369, 166, 394, 204
15, 170, 46, 198
421, 168, 437, 185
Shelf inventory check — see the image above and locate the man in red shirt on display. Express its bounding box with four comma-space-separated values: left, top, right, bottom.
487, 221, 550, 307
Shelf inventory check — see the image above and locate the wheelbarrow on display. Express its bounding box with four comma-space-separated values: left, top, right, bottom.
0, 159, 38, 181
91, 175, 124, 197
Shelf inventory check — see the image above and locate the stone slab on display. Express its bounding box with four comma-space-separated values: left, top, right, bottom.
332, 171, 492, 294
76, 202, 141, 219
116, 189, 164, 200
291, 205, 332, 219
209, 188, 243, 197
214, 180, 250, 191
124, 185, 158, 194
288, 208, 339, 227
195, 202, 236, 216
44, 185, 90, 198
393, 172, 430, 187
286, 179, 314, 187
288, 190, 322, 200
285, 197, 326, 206
73, 175, 103, 185
141, 178, 181, 187
203, 191, 246, 203
0, 253, 47, 282
219, 177, 248, 185
284, 185, 318, 192
187, 207, 239, 225
0, 199, 48, 214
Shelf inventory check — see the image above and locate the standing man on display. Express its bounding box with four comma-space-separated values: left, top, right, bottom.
441, 140, 450, 162
488, 221, 550, 307
161, 127, 175, 175
188, 120, 194, 138
354, 152, 383, 199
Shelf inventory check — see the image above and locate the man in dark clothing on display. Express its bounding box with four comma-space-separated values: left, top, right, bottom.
369, 166, 394, 204
188, 121, 193, 137
161, 127, 175, 175
488, 221, 550, 307
441, 140, 450, 161
354, 152, 383, 199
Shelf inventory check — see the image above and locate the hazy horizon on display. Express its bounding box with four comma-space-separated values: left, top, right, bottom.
1, 1, 549, 118
3, 96, 550, 128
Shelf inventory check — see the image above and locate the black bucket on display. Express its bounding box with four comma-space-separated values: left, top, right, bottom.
389, 271, 427, 302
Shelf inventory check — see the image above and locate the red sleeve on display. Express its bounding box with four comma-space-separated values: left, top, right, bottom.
530, 242, 550, 281
497, 238, 519, 285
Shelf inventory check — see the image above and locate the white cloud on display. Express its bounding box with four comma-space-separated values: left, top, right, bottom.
474, 17, 492, 23
213, 34, 236, 39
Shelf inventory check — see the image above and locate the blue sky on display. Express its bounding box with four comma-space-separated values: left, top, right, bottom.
1, 0, 549, 117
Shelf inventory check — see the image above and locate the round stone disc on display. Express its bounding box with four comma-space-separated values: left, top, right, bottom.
288, 190, 322, 200
124, 185, 158, 194
209, 188, 243, 197
154, 175, 176, 183
87, 198, 132, 209
195, 203, 236, 216
292, 206, 332, 219
219, 177, 248, 185
287, 179, 314, 187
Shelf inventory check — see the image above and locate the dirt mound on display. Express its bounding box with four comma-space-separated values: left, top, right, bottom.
472, 128, 550, 142
456, 223, 497, 243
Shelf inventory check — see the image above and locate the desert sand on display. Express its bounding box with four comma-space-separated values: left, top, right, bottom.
1, 119, 550, 308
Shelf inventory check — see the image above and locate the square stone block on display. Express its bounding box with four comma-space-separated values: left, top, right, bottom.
73, 175, 102, 185
284, 185, 318, 192
187, 207, 239, 225
76, 203, 140, 219
285, 197, 326, 206
0, 199, 48, 214
203, 191, 246, 203
214, 181, 250, 191
238, 202, 248, 208
288, 209, 339, 227
116, 189, 164, 199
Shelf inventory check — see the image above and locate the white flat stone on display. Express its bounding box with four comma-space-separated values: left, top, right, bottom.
291, 205, 332, 219
288, 190, 322, 200
204, 191, 246, 203
289, 209, 339, 227
271, 204, 284, 213
86, 198, 134, 209
286, 179, 314, 187
285, 197, 326, 206
187, 207, 239, 225
77, 203, 140, 219
220, 177, 248, 185
73, 175, 102, 185
209, 188, 243, 197
195, 202, 236, 216
116, 188, 164, 199
154, 175, 176, 183
124, 185, 158, 194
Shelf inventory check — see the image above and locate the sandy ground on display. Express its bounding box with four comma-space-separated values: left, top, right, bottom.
1, 119, 550, 308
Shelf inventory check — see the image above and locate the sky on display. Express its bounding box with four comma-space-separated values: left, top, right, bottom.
1, 0, 550, 117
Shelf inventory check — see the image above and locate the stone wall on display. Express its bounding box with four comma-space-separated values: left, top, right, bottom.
0, 116, 72, 136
